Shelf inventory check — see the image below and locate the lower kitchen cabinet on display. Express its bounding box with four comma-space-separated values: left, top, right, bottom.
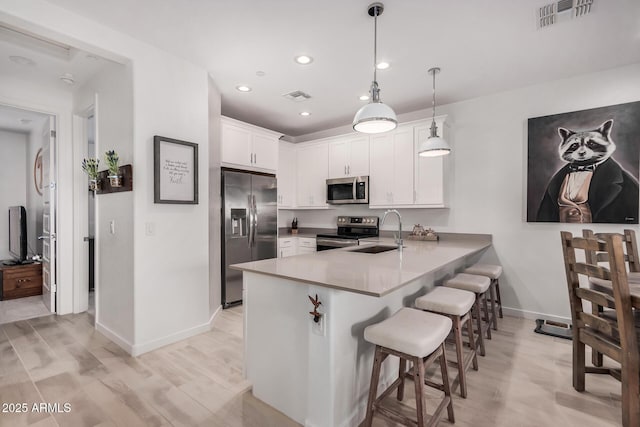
278, 237, 316, 257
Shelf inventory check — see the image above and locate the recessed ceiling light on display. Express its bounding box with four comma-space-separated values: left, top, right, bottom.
294, 55, 313, 65
299, 112, 311, 117
9, 55, 36, 66
256, 71, 266, 77
236, 85, 252, 92
359, 95, 370, 101
60, 73, 75, 85
376, 62, 390, 70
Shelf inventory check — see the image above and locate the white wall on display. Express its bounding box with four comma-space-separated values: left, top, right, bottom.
0, 130, 27, 259
74, 60, 135, 344
291, 62, 640, 322
1, 0, 215, 354
209, 76, 222, 316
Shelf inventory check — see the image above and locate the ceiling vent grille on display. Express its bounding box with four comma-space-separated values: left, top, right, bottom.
537, 0, 594, 29
282, 90, 312, 102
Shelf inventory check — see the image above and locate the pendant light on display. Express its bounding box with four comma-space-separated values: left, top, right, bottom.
418, 67, 451, 157
353, 3, 397, 134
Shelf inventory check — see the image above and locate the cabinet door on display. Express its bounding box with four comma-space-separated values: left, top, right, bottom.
414, 125, 445, 206
328, 139, 349, 178
280, 246, 297, 258
221, 121, 252, 167
278, 142, 296, 208
369, 134, 394, 206
252, 132, 278, 171
392, 128, 415, 206
347, 136, 370, 177
296, 143, 328, 207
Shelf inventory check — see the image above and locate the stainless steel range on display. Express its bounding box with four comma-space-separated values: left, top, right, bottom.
316, 216, 379, 251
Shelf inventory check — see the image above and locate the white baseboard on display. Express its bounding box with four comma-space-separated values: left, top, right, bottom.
130, 306, 223, 356
95, 321, 134, 354
502, 306, 571, 325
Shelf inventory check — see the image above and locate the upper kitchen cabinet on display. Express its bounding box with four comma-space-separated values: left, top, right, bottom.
221, 116, 281, 172
327, 135, 370, 178
369, 126, 415, 207
413, 117, 448, 207
278, 141, 296, 208
296, 141, 329, 208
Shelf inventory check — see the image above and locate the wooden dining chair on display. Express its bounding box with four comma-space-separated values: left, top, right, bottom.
582, 229, 640, 367
561, 231, 639, 427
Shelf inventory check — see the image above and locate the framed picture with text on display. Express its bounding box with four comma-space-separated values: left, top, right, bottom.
153, 135, 198, 204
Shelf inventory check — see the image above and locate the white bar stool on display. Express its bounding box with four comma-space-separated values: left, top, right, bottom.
444, 273, 492, 356
415, 286, 479, 398
464, 263, 504, 327
364, 307, 455, 427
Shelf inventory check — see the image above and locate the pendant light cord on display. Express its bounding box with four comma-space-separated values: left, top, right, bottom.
373, 7, 378, 83
432, 69, 436, 123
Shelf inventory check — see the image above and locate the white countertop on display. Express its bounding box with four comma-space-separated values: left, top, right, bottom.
231, 234, 491, 297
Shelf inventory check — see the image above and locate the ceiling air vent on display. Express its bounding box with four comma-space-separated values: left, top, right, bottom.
282, 90, 312, 102
537, 0, 594, 29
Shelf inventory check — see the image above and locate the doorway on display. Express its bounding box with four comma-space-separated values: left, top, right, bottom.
0, 104, 57, 324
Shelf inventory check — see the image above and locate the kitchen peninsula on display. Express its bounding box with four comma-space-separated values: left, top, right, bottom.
231, 233, 491, 427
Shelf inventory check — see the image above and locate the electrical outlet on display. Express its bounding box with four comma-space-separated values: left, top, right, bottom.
312, 312, 326, 337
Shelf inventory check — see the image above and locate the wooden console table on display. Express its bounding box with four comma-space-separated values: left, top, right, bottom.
0, 262, 43, 300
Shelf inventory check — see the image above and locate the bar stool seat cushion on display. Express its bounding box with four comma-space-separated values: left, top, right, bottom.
415, 287, 476, 316
445, 273, 491, 294
464, 264, 503, 279
364, 308, 452, 358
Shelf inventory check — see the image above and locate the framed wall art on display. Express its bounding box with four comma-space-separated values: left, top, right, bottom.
153, 135, 198, 204
527, 101, 640, 224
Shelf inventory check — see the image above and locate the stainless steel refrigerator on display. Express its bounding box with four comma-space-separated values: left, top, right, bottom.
221, 169, 277, 308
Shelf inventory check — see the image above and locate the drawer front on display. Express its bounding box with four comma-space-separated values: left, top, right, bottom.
298, 238, 316, 248
278, 238, 295, 248
4, 274, 42, 292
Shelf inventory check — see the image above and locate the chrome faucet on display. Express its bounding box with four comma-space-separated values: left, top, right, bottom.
381, 209, 403, 251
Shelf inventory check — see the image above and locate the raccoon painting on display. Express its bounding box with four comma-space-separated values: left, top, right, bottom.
537, 119, 639, 223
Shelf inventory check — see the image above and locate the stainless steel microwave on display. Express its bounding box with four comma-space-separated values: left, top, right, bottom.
326, 176, 369, 204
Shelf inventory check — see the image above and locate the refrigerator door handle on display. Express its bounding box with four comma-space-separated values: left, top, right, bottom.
252, 194, 258, 245
247, 195, 253, 247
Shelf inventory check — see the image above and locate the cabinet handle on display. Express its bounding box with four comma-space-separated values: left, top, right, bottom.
347, 165, 350, 175
344, 165, 347, 175
414, 190, 416, 202
254, 153, 257, 164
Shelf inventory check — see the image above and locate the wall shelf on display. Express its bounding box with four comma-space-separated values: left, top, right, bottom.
95, 164, 133, 194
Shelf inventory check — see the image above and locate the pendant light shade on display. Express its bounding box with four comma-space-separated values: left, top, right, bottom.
419, 67, 451, 157
353, 3, 397, 134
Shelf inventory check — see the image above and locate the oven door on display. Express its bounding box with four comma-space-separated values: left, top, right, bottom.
316, 237, 359, 251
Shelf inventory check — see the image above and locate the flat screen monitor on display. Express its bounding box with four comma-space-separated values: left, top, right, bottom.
8, 206, 27, 263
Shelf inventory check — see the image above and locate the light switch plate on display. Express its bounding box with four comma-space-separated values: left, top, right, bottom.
312, 312, 326, 337
109, 220, 115, 234
145, 222, 156, 236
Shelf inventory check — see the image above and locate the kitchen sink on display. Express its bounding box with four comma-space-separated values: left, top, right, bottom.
351, 245, 399, 254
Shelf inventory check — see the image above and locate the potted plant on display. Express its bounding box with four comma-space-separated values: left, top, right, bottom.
81, 158, 100, 191
105, 150, 122, 187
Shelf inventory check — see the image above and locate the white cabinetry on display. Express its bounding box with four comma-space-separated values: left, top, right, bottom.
221, 116, 280, 171
278, 141, 296, 208
369, 117, 448, 208
278, 237, 297, 258
328, 135, 370, 178
369, 126, 415, 207
414, 119, 447, 207
297, 237, 317, 254
278, 237, 316, 257
296, 142, 328, 208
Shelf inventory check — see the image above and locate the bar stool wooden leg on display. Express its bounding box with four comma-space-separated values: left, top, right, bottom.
473, 296, 486, 356
453, 315, 467, 398
397, 358, 407, 401
414, 356, 427, 426
467, 311, 479, 371
495, 279, 503, 318
365, 346, 386, 426
489, 283, 499, 331
482, 292, 492, 340
438, 345, 455, 424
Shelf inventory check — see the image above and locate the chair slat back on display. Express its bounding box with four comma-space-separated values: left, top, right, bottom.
560, 231, 638, 368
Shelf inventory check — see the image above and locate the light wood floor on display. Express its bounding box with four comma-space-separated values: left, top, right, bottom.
0, 308, 623, 426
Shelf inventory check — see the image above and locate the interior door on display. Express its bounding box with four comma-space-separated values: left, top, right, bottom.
41, 116, 56, 313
